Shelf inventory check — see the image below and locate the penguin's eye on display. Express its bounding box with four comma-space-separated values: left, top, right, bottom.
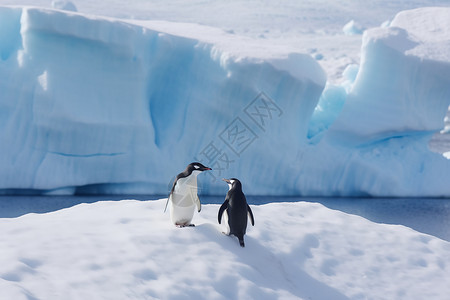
194, 165, 200, 169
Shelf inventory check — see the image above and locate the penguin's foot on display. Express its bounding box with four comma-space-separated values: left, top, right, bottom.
176, 223, 195, 228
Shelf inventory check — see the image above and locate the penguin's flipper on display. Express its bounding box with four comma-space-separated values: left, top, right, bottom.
165, 177, 178, 213
247, 204, 255, 226
164, 194, 171, 213
195, 194, 201, 212
218, 200, 229, 224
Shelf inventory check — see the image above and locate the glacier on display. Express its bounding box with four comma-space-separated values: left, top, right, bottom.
0, 6, 449, 196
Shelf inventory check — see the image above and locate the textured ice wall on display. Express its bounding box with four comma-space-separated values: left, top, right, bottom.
305, 7, 450, 196
0, 6, 449, 196
0, 6, 325, 195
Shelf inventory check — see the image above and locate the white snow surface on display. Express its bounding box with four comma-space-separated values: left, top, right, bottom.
1, 199, 449, 300
0, 2, 450, 197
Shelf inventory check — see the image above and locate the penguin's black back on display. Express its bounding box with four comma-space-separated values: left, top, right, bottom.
226, 183, 249, 237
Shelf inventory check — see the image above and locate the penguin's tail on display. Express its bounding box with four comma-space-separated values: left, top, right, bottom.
238, 236, 245, 247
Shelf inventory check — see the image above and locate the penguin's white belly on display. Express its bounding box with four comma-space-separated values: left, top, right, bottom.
170, 175, 199, 225
170, 200, 196, 225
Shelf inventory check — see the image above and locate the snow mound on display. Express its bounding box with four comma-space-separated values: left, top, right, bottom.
51, 1, 77, 12
0, 199, 449, 300
342, 20, 364, 35
0, 6, 449, 196
391, 7, 450, 62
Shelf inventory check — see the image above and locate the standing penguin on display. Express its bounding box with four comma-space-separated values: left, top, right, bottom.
218, 178, 255, 247
165, 162, 211, 227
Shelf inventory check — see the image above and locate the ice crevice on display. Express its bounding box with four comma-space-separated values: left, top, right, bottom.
0, 6, 449, 196
48, 151, 126, 158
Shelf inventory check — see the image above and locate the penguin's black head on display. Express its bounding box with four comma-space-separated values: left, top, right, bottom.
187, 162, 212, 173
222, 178, 241, 190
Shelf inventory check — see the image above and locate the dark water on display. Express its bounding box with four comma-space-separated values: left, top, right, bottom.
0, 195, 449, 242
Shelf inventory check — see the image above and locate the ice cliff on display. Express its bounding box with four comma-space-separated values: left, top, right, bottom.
0, 6, 449, 196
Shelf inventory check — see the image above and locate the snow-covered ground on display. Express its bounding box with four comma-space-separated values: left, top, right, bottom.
1, 198, 449, 300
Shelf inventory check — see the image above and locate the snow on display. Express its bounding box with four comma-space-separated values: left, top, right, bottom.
342, 20, 364, 35
391, 7, 450, 62
51, 1, 77, 12
1, 198, 449, 300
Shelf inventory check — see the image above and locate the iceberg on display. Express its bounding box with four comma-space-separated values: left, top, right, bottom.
51, 1, 77, 12
342, 20, 364, 35
0, 6, 449, 196
0, 6, 325, 195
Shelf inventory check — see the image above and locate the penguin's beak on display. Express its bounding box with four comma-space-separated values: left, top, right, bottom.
222, 178, 231, 184
204, 167, 212, 171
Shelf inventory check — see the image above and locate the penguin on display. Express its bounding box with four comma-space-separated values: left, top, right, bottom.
165, 162, 211, 227
218, 178, 255, 247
